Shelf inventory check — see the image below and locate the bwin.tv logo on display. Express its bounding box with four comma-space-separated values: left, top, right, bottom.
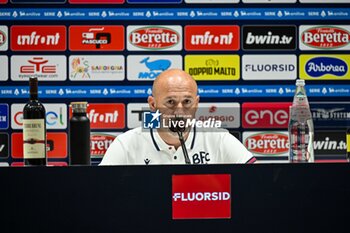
143, 110, 162, 129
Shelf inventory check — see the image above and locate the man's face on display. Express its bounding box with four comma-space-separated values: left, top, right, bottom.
148, 76, 199, 132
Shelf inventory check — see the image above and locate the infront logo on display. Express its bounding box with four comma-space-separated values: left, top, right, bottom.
185, 25, 239, 51
172, 174, 231, 219
82, 103, 125, 129
11, 26, 66, 51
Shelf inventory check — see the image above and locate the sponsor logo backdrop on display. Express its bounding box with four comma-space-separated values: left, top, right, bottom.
0, 2, 350, 165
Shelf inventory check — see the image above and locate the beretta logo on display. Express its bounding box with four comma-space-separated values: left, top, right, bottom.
0, 56, 8, 81
11, 56, 66, 81
300, 25, 350, 50
0, 26, 8, 51
185, 25, 239, 51
11, 132, 67, 159
91, 132, 119, 158
242, 25, 296, 50
243, 131, 289, 156
69, 0, 124, 3
300, 55, 350, 80
11, 25, 66, 51
82, 103, 125, 129
172, 174, 231, 219
69, 25, 124, 51
242, 102, 292, 129
127, 25, 182, 51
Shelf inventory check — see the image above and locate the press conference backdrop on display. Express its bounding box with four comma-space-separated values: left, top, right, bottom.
0, 0, 350, 166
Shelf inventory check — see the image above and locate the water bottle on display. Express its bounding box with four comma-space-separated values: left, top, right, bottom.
69, 102, 91, 165
288, 80, 314, 163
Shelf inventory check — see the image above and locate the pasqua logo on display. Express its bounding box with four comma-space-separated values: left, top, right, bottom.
84, 104, 125, 129
11, 132, 67, 159
300, 26, 350, 50
185, 25, 239, 51
90, 133, 118, 157
243, 131, 289, 156
69, 0, 124, 3
242, 102, 292, 128
69, 26, 124, 51
172, 174, 231, 219
11, 26, 66, 51
127, 26, 182, 51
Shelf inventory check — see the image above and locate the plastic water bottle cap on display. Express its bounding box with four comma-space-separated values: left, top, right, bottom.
296, 79, 305, 86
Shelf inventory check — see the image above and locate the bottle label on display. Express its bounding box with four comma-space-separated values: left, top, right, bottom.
347, 134, 350, 153
23, 119, 46, 159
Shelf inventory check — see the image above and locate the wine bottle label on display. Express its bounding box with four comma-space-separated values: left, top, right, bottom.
23, 119, 46, 159
347, 134, 350, 153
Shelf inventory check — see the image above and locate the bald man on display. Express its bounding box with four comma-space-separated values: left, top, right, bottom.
100, 69, 255, 165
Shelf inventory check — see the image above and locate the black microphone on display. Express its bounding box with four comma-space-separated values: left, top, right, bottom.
169, 117, 191, 164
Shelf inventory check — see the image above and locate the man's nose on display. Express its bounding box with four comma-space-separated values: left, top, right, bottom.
174, 103, 185, 116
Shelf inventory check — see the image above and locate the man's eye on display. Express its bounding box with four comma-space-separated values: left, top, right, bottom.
183, 99, 192, 105
167, 100, 174, 105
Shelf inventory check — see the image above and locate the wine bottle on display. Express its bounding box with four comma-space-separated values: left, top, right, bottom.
23, 77, 47, 166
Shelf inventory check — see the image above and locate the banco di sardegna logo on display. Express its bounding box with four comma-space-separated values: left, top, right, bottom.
172, 174, 231, 219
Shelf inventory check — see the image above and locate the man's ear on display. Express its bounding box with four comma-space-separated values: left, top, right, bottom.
195, 95, 200, 108
148, 96, 156, 111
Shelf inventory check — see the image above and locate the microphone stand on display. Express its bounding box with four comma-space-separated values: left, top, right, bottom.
169, 117, 191, 164
177, 130, 191, 165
